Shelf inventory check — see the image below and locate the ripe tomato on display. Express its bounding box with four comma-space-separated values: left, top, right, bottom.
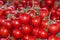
50, 7, 56, 14
21, 0, 27, 5
48, 24, 59, 34
12, 29, 23, 38
38, 29, 48, 39
41, 19, 48, 28
0, 9, 3, 16
40, 8, 49, 18
23, 35, 36, 40
31, 16, 41, 27
20, 13, 30, 24
32, 27, 40, 37
28, 10, 35, 17
48, 35, 57, 40
50, 14, 59, 20
0, 18, 6, 26
3, 21, 12, 29
46, 0, 54, 6
0, 27, 9, 37
56, 8, 60, 16
21, 24, 32, 34
12, 19, 21, 29
3, 10, 12, 16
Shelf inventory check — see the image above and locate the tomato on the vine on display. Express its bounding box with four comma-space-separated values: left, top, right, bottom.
48, 24, 59, 34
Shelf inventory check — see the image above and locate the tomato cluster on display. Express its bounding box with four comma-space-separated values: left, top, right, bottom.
0, 0, 60, 40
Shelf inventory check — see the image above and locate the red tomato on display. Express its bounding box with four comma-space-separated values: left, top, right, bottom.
32, 27, 40, 37
56, 8, 60, 16
3, 21, 12, 29
50, 14, 59, 20
3, 10, 12, 16
56, 21, 60, 29
38, 29, 48, 39
21, 24, 32, 34
28, 10, 35, 17
40, 8, 49, 18
48, 35, 57, 40
50, 8, 56, 14
0, 18, 6, 26
20, 13, 30, 24
23, 35, 36, 40
41, 19, 48, 28
12, 29, 23, 38
0, 27, 9, 37
48, 24, 59, 34
21, 0, 27, 5
46, 0, 54, 6
12, 20, 21, 29
31, 16, 41, 27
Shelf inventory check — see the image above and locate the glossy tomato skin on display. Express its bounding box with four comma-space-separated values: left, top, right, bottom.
50, 7, 56, 14
56, 21, 60, 29
12, 29, 23, 38
48, 24, 59, 34
48, 35, 57, 40
3, 21, 12, 29
46, 0, 54, 6
28, 10, 35, 17
56, 8, 60, 16
23, 35, 36, 40
39, 8, 49, 18
12, 20, 21, 29
21, 0, 27, 5
28, 36, 36, 40
23, 35, 30, 40
31, 16, 41, 27
32, 27, 40, 37
41, 19, 48, 28
50, 14, 59, 20
21, 24, 32, 34
38, 29, 48, 39
0, 27, 9, 37
20, 13, 30, 24
0, 18, 6, 26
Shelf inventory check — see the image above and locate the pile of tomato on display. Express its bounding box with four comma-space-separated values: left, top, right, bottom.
0, 0, 60, 40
